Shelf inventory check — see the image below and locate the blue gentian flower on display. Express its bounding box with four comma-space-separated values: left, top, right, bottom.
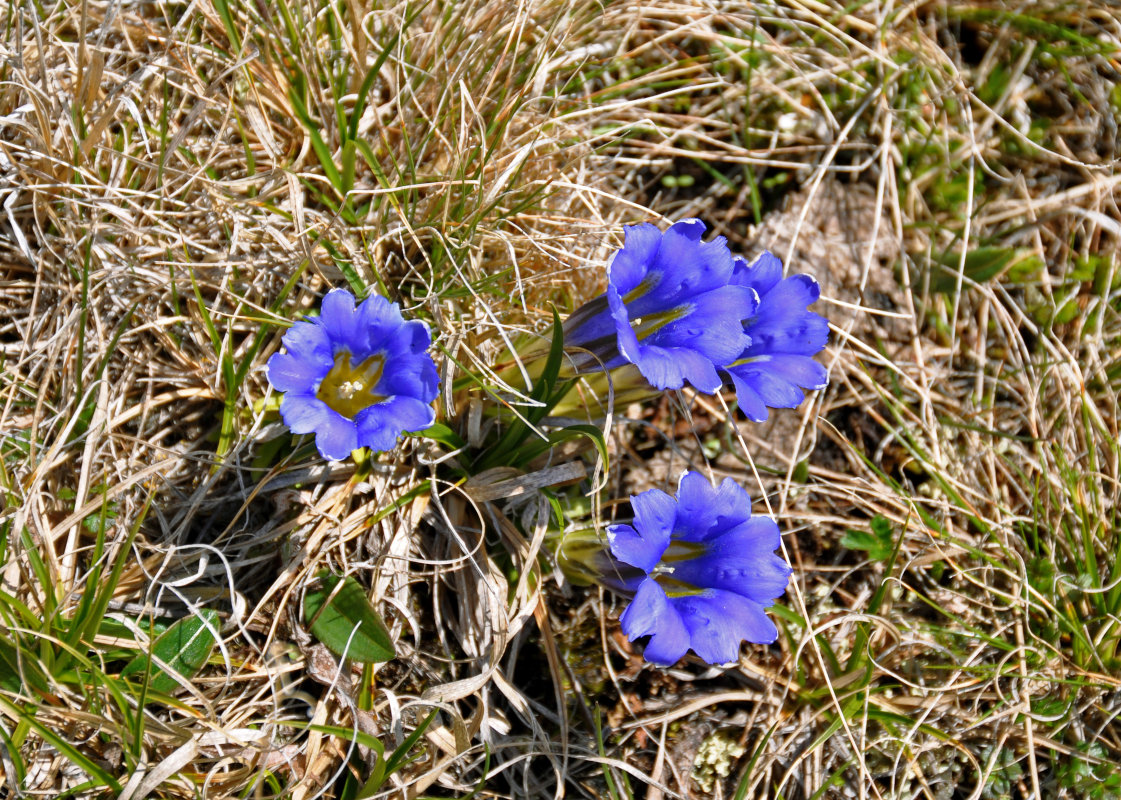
608, 471, 791, 666
564, 220, 756, 393
724, 251, 829, 422
266, 289, 439, 461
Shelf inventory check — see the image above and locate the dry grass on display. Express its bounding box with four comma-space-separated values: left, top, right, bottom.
1, 0, 1120, 797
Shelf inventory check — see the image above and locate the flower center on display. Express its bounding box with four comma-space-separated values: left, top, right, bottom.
651, 539, 707, 597
630, 305, 691, 341
317, 351, 388, 419
727, 354, 772, 370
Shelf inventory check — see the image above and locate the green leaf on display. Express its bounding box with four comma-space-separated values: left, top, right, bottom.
120, 608, 220, 694
509, 422, 609, 472
929, 247, 1028, 293
840, 516, 894, 562
0, 637, 48, 696
531, 307, 566, 407
415, 422, 466, 451
304, 575, 396, 663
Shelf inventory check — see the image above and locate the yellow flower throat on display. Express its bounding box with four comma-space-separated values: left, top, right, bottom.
316, 351, 388, 419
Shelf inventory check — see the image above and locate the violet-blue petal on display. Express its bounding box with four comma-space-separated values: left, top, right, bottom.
357, 395, 434, 448
672, 519, 792, 602
744, 275, 828, 358
676, 591, 779, 664
727, 370, 770, 422
672, 473, 752, 542
607, 222, 664, 296
378, 350, 440, 400
738, 367, 805, 410
278, 319, 334, 366
620, 578, 691, 666
318, 288, 369, 355
607, 285, 644, 369
313, 411, 360, 460
354, 292, 406, 348
608, 488, 676, 571
629, 345, 722, 393
760, 354, 828, 390
629, 219, 734, 314
731, 251, 783, 296
649, 285, 756, 368
279, 393, 331, 435
267, 349, 330, 394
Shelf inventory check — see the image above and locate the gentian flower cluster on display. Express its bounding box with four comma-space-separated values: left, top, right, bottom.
561, 220, 828, 421
266, 219, 826, 669
266, 289, 439, 461
607, 471, 791, 666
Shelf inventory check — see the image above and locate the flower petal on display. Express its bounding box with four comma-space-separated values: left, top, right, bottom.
629, 345, 721, 392
377, 349, 441, 402
762, 354, 829, 390
729, 365, 805, 410
672, 519, 792, 603
745, 275, 829, 358
731, 251, 783, 296
607, 285, 643, 368
630, 219, 735, 314
318, 288, 368, 355
649, 285, 755, 368
267, 350, 329, 394
608, 488, 675, 571
279, 393, 331, 435
727, 369, 770, 422
356, 395, 434, 452
354, 293, 406, 350
676, 590, 779, 664
620, 578, 691, 666
279, 319, 334, 365
314, 412, 359, 460
672, 473, 753, 542
607, 223, 663, 297
279, 394, 358, 460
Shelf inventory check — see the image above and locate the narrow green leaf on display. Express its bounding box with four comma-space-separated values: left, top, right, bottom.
0, 695, 121, 792
510, 422, 609, 472
120, 608, 219, 694
357, 709, 438, 798
304, 575, 396, 663
531, 307, 565, 406
0, 637, 48, 696
347, 36, 400, 143
210, 0, 241, 52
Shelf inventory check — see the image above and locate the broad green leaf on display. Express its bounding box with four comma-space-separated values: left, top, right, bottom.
929, 247, 1033, 293
840, 515, 894, 562
304, 575, 396, 663
120, 608, 220, 694
416, 422, 466, 450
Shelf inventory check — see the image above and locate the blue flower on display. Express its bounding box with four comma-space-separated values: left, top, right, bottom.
563, 220, 756, 393
724, 251, 829, 422
266, 289, 439, 460
608, 471, 791, 666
